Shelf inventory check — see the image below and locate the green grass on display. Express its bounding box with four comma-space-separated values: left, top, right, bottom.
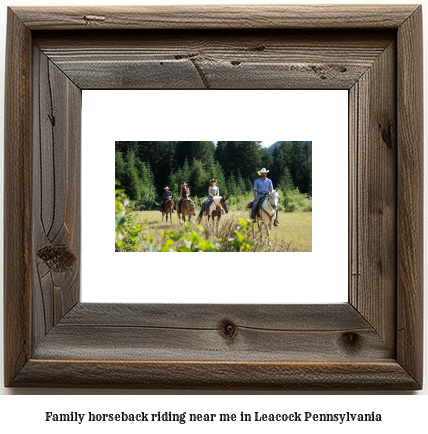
134, 210, 312, 252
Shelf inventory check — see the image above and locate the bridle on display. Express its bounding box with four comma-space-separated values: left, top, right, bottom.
210, 196, 227, 216
165, 197, 174, 210
182, 198, 194, 213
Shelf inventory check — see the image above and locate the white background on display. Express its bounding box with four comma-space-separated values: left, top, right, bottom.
82, 89, 348, 304
0, 0, 427, 430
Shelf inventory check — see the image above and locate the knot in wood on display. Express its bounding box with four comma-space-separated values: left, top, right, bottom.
341, 332, 361, 350
37, 245, 76, 272
219, 320, 238, 340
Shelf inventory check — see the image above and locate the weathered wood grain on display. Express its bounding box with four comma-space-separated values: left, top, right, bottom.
37, 304, 390, 362
12, 5, 419, 30
32, 46, 81, 350
13, 360, 419, 390
349, 40, 396, 351
4, 5, 423, 390
34, 31, 394, 89
61, 303, 369, 329
396, 6, 423, 388
4, 8, 32, 388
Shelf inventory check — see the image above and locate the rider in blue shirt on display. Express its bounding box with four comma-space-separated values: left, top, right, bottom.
251, 168, 279, 226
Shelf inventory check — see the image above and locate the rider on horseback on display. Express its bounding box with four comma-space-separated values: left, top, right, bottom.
204, 179, 219, 215
250, 168, 280, 226
177, 182, 190, 213
160, 186, 174, 213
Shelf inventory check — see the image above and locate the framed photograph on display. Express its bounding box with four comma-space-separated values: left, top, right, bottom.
4, 5, 423, 389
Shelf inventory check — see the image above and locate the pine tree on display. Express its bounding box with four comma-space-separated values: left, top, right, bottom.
190, 158, 207, 198
228, 171, 238, 196
236, 170, 246, 195
215, 162, 228, 196
168, 168, 183, 199
236, 141, 262, 180
123, 150, 142, 201
260, 148, 274, 177
279, 166, 294, 192
115, 150, 126, 186
182, 157, 191, 186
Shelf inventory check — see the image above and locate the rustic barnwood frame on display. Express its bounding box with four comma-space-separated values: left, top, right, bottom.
4, 5, 423, 389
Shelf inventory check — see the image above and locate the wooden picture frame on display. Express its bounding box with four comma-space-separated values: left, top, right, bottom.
4, 5, 423, 389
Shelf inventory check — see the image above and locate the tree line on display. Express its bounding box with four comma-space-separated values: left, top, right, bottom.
115, 141, 312, 211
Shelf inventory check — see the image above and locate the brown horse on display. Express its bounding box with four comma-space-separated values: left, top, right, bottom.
198, 196, 229, 236
161, 197, 174, 224
176, 198, 196, 222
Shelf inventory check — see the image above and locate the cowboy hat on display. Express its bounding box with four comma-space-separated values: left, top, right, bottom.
258, 168, 269, 175
182, 182, 187, 186
164, 186, 169, 189
209, 179, 217, 184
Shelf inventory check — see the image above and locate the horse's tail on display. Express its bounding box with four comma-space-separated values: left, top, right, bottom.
197, 208, 204, 223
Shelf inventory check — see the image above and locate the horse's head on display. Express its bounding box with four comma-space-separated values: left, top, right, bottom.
166, 197, 174, 209
186, 199, 196, 215
220, 196, 229, 214
269, 189, 279, 210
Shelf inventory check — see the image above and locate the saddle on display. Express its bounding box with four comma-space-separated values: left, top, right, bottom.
179, 197, 193, 212
203, 198, 223, 215
248, 193, 269, 214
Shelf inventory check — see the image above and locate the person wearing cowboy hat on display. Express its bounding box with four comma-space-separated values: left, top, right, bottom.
177, 182, 190, 213
160, 186, 174, 213
251, 168, 280, 226
204, 179, 219, 215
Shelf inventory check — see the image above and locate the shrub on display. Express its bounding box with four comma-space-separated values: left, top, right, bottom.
115, 185, 147, 251
283, 188, 312, 212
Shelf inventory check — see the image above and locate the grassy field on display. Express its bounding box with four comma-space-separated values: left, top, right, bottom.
134, 210, 312, 252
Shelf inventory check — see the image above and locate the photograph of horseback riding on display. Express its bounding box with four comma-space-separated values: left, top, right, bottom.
115, 141, 312, 252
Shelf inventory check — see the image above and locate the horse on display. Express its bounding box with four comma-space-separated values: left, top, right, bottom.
161, 197, 174, 224
176, 197, 196, 222
198, 196, 229, 237
250, 188, 279, 246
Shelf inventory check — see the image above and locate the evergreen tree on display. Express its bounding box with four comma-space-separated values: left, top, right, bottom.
176, 141, 215, 168
260, 148, 274, 176
228, 171, 238, 196
168, 168, 183, 199
236, 141, 262, 180
215, 161, 228, 197
115, 150, 126, 185
301, 141, 312, 195
273, 147, 287, 187
278, 166, 294, 192
182, 157, 191, 186
123, 150, 143, 201
287, 141, 305, 193
236, 170, 246, 195
190, 158, 207, 198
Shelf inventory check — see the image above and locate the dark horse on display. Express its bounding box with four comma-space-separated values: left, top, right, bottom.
198, 196, 229, 236
161, 197, 174, 224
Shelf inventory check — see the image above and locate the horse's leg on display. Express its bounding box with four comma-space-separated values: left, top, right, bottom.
198, 209, 204, 224
265, 222, 272, 247
216, 216, 220, 237
170, 211, 173, 224
162, 212, 164, 222
212, 216, 215, 236
258, 222, 263, 243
